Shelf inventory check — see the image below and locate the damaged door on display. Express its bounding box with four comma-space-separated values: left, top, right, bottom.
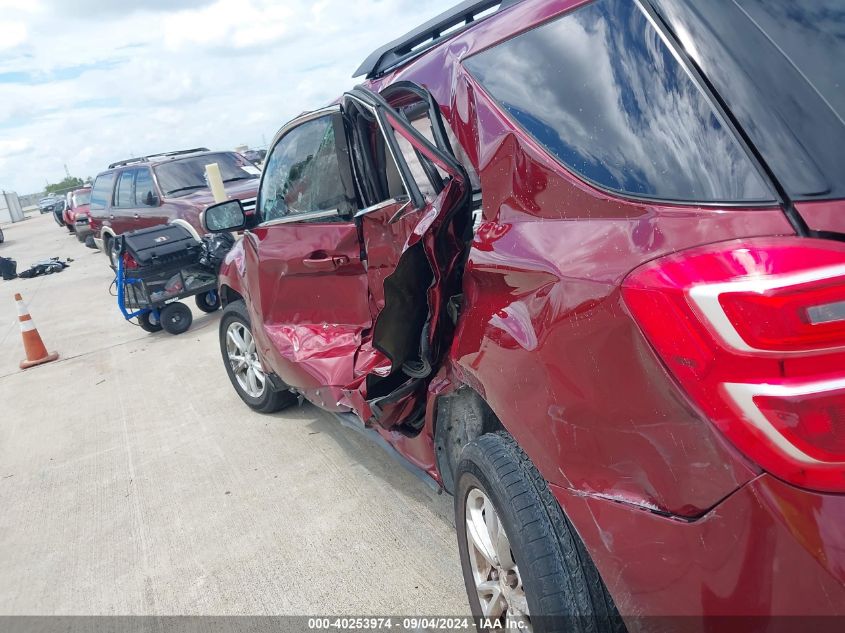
339, 85, 471, 429
241, 106, 368, 407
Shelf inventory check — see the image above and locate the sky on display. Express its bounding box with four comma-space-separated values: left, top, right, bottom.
0, 0, 456, 194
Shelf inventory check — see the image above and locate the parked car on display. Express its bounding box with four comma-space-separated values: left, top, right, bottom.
204, 0, 845, 627
89, 148, 260, 266
242, 149, 267, 166
38, 196, 59, 215
62, 187, 92, 240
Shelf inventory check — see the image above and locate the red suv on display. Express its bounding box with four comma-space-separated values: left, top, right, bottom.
203, 0, 845, 627
89, 148, 259, 265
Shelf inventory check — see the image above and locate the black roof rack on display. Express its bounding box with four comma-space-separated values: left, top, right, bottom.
353, 0, 522, 79
108, 147, 210, 169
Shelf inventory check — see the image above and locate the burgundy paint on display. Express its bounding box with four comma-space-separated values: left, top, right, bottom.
553, 475, 845, 618
215, 0, 845, 617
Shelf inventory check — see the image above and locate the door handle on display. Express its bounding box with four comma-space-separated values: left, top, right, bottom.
303, 253, 350, 270
134, 213, 140, 219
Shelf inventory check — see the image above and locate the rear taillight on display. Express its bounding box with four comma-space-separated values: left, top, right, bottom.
622, 237, 845, 493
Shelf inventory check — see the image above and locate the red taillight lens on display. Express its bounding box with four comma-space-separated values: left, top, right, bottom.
753, 388, 845, 462
715, 271, 845, 353
623, 237, 845, 493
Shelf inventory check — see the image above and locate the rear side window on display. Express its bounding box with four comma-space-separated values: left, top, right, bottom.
115, 170, 135, 208
463, 0, 772, 203
134, 168, 156, 206
90, 173, 115, 210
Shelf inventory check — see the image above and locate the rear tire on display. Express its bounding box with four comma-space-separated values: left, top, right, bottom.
138, 311, 163, 333
195, 291, 221, 313
455, 432, 625, 633
219, 300, 297, 413
160, 302, 193, 335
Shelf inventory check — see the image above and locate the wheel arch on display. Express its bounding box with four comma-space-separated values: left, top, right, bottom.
434, 383, 504, 495
219, 284, 243, 307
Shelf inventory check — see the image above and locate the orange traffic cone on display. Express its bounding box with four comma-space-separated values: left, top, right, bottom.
15, 293, 59, 370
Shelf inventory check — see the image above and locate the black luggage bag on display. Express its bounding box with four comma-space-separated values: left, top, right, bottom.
0, 256, 16, 280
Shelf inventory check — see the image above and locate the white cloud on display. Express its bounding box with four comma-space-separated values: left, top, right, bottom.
0, 21, 27, 50
0, 0, 457, 193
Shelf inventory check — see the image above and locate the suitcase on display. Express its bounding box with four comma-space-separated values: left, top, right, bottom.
120, 224, 199, 267
0, 256, 16, 280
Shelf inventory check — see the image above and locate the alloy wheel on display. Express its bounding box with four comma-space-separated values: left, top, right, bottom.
465, 487, 532, 632
226, 321, 266, 398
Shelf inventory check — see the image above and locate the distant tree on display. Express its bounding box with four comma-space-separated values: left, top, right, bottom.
45, 176, 84, 195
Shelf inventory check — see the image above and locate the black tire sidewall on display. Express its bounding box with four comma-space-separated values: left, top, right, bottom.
138, 311, 163, 333
105, 235, 118, 268
455, 433, 610, 633
195, 291, 221, 313
160, 302, 192, 335
455, 457, 537, 623
219, 301, 295, 412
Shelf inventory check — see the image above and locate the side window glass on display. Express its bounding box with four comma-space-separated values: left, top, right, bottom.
463, 0, 772, 202
260, 115, 355, 223
90, 173, 115, 210
134, 168, 156, 207
115, 170, 135, 208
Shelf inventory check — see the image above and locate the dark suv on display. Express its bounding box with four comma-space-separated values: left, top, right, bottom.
89, 148, 259, 265
204, 0, 845, 627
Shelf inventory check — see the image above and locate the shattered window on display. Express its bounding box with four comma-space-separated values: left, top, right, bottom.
259, 115, 355, 222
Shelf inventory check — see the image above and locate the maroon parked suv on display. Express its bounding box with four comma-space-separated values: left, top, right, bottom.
203, 0, 845, 628
89, 148, 259, 265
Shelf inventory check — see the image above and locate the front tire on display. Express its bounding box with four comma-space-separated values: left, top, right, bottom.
104, 235, 119, 268
219, 300, 297, 413
160, 302, 193, 335
455, 432, 624, 633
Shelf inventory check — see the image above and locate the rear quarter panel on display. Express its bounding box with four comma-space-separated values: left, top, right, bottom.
379, 8, 797, 517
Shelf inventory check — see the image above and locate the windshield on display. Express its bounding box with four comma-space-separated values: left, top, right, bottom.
154, 152, 260, 197
72, 191, 91, 207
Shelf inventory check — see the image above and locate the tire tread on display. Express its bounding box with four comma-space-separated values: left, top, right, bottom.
456, 432, 626, 633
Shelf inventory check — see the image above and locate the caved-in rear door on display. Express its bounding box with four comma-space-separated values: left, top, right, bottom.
340, 85, 471, 429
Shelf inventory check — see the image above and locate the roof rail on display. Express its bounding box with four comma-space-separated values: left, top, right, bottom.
147, 147, 211, 160
353, 0, 522, 79
108, 148, 210, 169
108, 156, 148, 169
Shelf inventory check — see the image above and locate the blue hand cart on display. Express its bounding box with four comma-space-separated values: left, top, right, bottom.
115, 225, 221, 335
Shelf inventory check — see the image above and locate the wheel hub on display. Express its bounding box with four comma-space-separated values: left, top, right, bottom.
465, 487, 532, 631
226, 321, 266, 399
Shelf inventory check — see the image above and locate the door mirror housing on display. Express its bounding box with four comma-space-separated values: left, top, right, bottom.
144, 192, 160, 207
204, 199, 246, 232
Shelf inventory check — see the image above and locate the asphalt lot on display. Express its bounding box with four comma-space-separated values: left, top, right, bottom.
0, 213, 466, 615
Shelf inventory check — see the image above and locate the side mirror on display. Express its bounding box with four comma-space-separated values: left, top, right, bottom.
203, 199, 246, 233
144, 192, 160, 207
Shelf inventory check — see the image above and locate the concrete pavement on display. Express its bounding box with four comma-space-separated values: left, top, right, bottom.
0, 214, 467, 615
